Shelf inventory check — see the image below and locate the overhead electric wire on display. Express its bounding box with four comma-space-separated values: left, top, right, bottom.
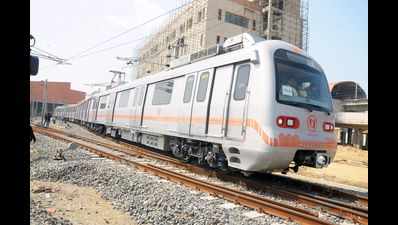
71, 35, 149, 61
30, 47, 69, 65
68, 6, 248, 63
37, 1, 256, 71
32, 46, 62, 59
66, 1, 192, 61
31, 51, 64, 62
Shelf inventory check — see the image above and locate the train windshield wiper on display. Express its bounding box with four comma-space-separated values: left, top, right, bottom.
281, 100, 331, 115
302, 102, 331, 115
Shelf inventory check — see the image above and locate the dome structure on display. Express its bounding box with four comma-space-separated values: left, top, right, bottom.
329, 81, 367, 100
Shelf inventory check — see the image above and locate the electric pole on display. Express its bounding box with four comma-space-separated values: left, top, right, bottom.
40, 80, 48, 126
267, 0, 273, 40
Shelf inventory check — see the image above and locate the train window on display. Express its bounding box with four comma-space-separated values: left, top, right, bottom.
197, 72, 209, 102
99, 95, 108, 109
92, 100, 97, 109
234, 64, 251, 100
275, 49, 333, 112
118, 90, 130, 108
152, 80, 174, 105
107, 95, 115, 109
183, 75, 195, 103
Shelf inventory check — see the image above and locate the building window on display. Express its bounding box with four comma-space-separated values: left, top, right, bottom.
278, 0, 284, 10
183, 75, 195, 103
197, 72, 209, 102
203, 8, 206, 18
253, 20, 256, 31
216, 35, 220, 44
117, 89, 130, 108
152, 80, 174, 105
198, 11, 202, 22
187, 18, 193, 29
170, 30, 176, 40
234, 64, 251, 100
180, 24, 185, 34
218, 9, 222, 21
225, 11, 249, 28
200, 34, 204, 47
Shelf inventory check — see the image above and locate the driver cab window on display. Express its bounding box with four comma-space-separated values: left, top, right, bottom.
280, 74, 320, 99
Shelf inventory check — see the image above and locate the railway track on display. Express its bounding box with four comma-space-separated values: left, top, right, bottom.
33, 125, 368, 225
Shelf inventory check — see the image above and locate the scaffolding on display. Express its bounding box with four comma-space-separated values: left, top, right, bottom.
136, 0, 309, 77
300, 0, 309, 52
260, 0, 308, 51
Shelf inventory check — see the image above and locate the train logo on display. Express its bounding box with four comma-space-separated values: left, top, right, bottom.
307, 115, 317, 131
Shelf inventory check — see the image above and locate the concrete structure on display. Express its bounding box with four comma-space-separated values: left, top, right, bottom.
30, 81, 86, 116
136, 0, 307, 78
330, 81, 368, 150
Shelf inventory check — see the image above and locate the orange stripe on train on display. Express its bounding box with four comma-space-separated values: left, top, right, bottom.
93, 114, 336, 149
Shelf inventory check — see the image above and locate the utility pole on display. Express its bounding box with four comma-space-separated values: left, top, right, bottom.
267, 0, 273, 40
40, 79, 48, 126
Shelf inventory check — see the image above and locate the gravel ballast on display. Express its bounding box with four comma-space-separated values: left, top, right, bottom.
31, 126, 361, 225
31, 133, 297, 225
30, 198, 73, 225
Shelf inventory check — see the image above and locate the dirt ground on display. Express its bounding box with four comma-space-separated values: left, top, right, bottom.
30, 180, 137, 225
294, 145, 368, 189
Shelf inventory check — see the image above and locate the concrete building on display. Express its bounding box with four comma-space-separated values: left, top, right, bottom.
136, 0, 307, 78
330, 81, 368, 150
30, 81, 86, 116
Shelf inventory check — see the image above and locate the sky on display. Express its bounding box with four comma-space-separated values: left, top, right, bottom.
30, 0, 368, 95
309, 0, 368, 93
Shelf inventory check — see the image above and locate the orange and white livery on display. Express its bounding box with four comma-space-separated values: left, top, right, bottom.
54, 33, 337, 174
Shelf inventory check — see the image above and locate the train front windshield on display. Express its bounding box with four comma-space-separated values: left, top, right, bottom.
274, 49, 333, 113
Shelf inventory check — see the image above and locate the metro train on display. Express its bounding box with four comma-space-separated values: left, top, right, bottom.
54, 33, 337, 175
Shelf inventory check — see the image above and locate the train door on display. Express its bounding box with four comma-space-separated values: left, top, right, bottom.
129, 88, 139, 127
190, 69, 214, 137
93, 97, 99, 121
86, 99, 92, 122
207, 65, 234, 137
133, 85, 146, 127
178, 73, 196, 134
226, 63, 251, 140
107, 93, 117, 124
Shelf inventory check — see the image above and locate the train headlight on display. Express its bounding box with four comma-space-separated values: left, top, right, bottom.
276, 116, 300, 129
277, 118, 284, 126
316, 155, 327, 166
323, 122, 334, 132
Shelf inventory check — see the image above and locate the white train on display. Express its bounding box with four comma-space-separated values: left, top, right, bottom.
55, 33, 337, 175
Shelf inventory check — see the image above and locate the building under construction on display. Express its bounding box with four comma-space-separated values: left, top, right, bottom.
136, 0, 308, 78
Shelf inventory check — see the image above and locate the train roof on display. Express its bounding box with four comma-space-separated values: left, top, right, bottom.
61, 33, 314, 106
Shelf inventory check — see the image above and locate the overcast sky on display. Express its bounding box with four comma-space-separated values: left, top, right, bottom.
30, 0, 368, 95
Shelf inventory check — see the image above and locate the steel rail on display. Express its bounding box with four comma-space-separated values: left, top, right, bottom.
33, 126, 368, 224
35, 127, 336, 225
